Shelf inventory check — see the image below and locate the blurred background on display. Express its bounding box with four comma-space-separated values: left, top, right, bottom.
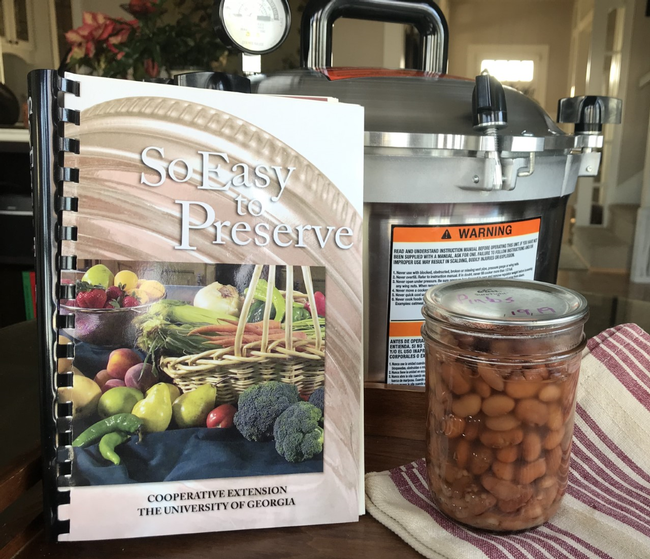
1, 0, 649, 339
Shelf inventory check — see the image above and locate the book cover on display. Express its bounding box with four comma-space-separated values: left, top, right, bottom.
29, 71, 364, 541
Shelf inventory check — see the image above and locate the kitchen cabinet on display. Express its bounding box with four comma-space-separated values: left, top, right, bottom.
0, 134, 33, 327
0, 0, 35, 61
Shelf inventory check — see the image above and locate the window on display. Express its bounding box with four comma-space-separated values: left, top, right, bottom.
467, 45, 549, 113
479, 59, 535, 83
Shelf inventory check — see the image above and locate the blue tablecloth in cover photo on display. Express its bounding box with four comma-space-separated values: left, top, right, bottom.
74, 427, 322, 485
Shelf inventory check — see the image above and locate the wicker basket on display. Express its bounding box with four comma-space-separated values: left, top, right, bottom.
159, 265, 324, 404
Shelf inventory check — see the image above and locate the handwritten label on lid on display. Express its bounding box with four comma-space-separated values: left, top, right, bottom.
425, 280, 587, 325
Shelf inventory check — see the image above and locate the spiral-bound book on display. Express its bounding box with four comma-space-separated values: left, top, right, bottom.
29, 70, 364, 541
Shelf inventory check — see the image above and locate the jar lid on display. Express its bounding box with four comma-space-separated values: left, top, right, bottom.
422, 279, 588, 331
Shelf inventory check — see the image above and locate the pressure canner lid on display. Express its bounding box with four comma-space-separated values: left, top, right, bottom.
254, 71, 558, 137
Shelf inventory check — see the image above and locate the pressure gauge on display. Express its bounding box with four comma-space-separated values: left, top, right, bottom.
215, 0, 291, 55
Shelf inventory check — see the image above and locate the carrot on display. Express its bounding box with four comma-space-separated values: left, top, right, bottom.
205, 335, 256, 347
243, 320, 282, 333
259, 320, 282, 330
190, 320, 284, 337
205, 331, 308, 347
242, 323, 263, 335
189, 324, 239, 335
196, 328, 286, 338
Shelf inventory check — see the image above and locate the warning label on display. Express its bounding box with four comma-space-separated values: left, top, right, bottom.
386, 218, 540, 385
386, 322, 426, 385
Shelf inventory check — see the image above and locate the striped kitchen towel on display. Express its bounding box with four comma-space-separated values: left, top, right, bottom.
365, 323, 650, 559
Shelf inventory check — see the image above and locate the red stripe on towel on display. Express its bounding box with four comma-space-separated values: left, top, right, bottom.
586, 323, 632, 351
522, 531, 595, 559
392, 461, 580, 558
568, 471, 650, 534
576, 403, 650, 486
586, 326, 650, 410
395, 465, 523, 558
571, 444, 650, 513
570, 449, 650, 518
542, 523, 613, 559
391, 463, 532, 558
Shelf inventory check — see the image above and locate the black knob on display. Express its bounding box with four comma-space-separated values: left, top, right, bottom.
173, 71, 251, 93
557, 95, 622, 134
472, 73, 508, 131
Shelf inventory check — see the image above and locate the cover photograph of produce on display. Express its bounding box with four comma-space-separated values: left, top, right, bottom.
60, 261, 326, 485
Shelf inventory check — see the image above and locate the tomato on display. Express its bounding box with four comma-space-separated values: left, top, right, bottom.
206, 404, 236, 428
305, 291, 326, 316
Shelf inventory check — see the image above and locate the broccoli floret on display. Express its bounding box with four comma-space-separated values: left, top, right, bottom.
234, 381, 300, 441
273, 402, 324, 462
308, 387, 324, 413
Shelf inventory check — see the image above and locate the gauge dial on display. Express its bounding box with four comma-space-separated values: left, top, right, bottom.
218, 0, 291, 55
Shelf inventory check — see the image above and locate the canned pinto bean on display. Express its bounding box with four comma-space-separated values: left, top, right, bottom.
421, 279, 588, 531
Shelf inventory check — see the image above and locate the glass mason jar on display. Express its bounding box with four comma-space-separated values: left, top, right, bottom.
421, 279, 588, 531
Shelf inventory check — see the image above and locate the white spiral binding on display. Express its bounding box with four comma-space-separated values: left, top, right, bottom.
54, 76, 80, 508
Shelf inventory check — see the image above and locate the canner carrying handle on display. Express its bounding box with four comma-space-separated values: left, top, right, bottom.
300, 0, 448, 73
557, 96, 622, 135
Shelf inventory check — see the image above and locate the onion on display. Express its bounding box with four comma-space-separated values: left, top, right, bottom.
193, 282, 242, 317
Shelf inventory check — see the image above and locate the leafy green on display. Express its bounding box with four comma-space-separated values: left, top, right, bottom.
291, 317, 326, 340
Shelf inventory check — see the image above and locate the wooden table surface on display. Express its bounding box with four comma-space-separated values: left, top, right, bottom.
3, 321, 432, 559
16, 435, 426, 559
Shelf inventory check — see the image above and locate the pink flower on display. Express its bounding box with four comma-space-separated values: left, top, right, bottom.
126, 0, 159, 16
105, 21, 133, 59
144, 58, 159, 78
109, 23, 134, 46
65, 12, 135, 63
106, 42, 125, 60
84, 40, 95, 58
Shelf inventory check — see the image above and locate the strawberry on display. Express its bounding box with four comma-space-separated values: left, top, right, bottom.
75, 280, 108, 309
123, 295, 140, 307
76, 288, 108, 309
105, 286, 123, 301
